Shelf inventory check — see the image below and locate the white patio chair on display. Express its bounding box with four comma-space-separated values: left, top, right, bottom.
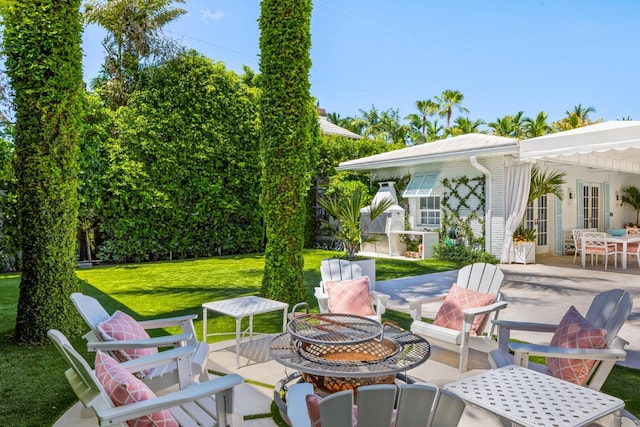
71, 292, 209, 391
48, 329, 243, 427
408, 262, 507, 372
315, 259, 389, 321
572, 228, 596, 264
582, 231, 617, 270
489, 288, 632, 390
306, 383, 465, 427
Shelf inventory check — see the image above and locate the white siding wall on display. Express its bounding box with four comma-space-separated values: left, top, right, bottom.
373, 155, 508, 259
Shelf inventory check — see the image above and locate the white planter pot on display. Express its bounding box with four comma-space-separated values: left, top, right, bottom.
353, 258, 376, 290
513, 242, 536, 264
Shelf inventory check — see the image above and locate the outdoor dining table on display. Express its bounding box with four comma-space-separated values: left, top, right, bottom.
581, 234, 640, 270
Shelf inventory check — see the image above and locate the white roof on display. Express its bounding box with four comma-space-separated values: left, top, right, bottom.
519, 121, 640, 174
319, 116, 362, 139
337, 133, 519, 171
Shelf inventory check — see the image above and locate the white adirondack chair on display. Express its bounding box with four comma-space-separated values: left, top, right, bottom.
308, 383, 465, 427
48, 330, 243, 427
408, 263, 507, 372
489, 288, 632, 391
315, 259, 390, 321
71, 292, 209, 391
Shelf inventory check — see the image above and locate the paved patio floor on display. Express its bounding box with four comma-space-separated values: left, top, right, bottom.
54, 256, 640, 426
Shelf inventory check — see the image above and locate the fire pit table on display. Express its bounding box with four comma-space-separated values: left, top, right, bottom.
269, 313, 430, 399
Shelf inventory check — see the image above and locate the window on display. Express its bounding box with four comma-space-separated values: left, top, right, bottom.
403, 173, 438, 198
419, 196, 440, 226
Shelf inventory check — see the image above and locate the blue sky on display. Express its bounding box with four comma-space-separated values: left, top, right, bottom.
82, 0, 640, 125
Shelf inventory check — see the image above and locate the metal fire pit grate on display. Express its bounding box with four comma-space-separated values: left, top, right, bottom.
287, 313, 384, 345
298, 338, 400, 366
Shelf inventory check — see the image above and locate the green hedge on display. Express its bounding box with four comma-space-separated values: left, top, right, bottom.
95, 51, 263, 262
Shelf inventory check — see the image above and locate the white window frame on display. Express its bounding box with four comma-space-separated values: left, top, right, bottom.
419, 196, 441, 226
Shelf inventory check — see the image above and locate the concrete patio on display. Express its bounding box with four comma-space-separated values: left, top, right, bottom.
54, 256, 640, 426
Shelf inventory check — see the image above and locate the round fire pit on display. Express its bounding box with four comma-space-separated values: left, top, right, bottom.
298, 338, 400, 393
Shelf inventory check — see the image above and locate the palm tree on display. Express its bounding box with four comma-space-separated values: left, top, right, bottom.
569, 104, 596, 122
621, 186, 640, 225
84, 0, 187, 107
488, 111, 525, 138
434, 89, 468, 129
446, 117, 486, 137
523, 111, 552, 138
528, 164, 566, 204
413, 99, 439, 143
552, 104, 602, 131
424, 120, 445, 142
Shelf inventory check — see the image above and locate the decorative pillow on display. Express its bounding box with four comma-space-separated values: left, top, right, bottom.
325, 276, 375, 317
546, 306, 607, 385
305, 393, 396, 427
97, 310, 158, 362
433, 283, 497, 335
95, 351, 178, 427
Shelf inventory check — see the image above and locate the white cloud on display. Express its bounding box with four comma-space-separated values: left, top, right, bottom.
201, 8, 224, 22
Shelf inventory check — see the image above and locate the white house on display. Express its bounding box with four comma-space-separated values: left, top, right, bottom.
337, 121, 640, 262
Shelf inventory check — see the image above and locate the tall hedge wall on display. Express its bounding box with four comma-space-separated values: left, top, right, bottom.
96, 51, 263, 262
3, 0, 84, 343
259, 0, 314, 304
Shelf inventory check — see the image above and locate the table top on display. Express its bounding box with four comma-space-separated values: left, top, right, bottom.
269, 322, 430, 378
202, 296, 289, 317
287, 313, 384, 345
444, 365, 624, 427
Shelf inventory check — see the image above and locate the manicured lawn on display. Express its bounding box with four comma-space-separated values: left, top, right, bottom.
1, 250, 637, 425
0, 249, 459, 426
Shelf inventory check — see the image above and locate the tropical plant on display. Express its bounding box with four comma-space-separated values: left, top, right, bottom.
621, 186, 640, 225
523, 111, 552, 138
84, 0, 186, 107
488, 111, 525, 138
434, 89, 468, 129
318, 187, 394, 260
552, 104, 602, 131
446, 116, 486, 136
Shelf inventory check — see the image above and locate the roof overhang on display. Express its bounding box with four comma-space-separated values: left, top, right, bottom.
337, 134, 519, 172
519, 121, 640, 174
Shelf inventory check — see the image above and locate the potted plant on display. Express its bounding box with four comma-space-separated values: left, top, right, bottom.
513, 165, 566, 264
621, 186, 640, 227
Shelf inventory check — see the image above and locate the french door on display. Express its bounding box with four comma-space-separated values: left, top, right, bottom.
582, 184, 600, 229
525, 195, 549, 254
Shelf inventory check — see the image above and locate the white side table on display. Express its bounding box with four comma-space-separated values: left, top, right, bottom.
202, 296, 289, 367
444, 365, 624, 427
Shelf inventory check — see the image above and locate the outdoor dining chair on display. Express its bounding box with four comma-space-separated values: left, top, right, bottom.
571, 228, 596, 264
581, 231, 618, 270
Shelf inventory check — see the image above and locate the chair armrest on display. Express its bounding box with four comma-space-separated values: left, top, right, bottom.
492, 319, 558, 333
86, 333, 193, 351
137, 314, 197, 330
371, 291, 390, 316
407, 295, 447, 320
118, 346, 198, 373
511, 342, 627, 363
314, 287, 329, 314
98, 373, 244, 425
461, 301, 508, 322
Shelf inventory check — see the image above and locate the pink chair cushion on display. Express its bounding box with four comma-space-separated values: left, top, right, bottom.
97, 310, 158, 362
325, 276, 376, 317
433, 283, 497, 336
95, 351, 178, 427
546, 306, 607, 385
306, 393, 396, 427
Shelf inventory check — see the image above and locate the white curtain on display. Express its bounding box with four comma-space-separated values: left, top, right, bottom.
500, 163, 532, 263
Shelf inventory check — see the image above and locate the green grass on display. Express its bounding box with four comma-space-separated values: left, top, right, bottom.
0, 249, 458, 426
1, 250, 637, 425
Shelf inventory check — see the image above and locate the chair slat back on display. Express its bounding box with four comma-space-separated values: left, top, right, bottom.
48, 330, 111, 408
627, 227, 640, 236
430, 389, 467, 427
456, 263, 504, 295
585, 289, 633, 347
582, 231, 608, 248
71, 292, 111, 330
394, 384, 437, 427
356, 385, 397, 427
320, 259, 363, 282
319, 390, 354, 427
